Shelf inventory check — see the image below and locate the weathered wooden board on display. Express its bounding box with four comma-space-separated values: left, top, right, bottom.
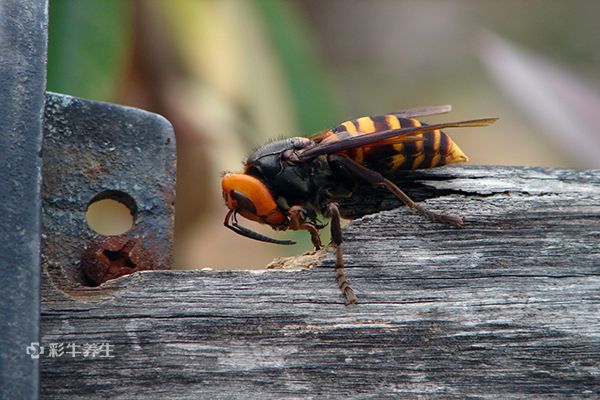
41, 166, 600, 399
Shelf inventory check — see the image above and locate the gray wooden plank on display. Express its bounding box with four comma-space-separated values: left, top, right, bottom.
41, 166, 600, 399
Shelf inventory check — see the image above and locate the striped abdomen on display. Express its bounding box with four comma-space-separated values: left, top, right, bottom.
321, 113, 468, 172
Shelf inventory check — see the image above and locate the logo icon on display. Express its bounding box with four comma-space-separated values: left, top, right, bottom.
26, 342, 44, 359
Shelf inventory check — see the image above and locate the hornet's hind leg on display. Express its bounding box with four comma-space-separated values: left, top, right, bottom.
329, 154, 463, 227
325, 202, 357, 305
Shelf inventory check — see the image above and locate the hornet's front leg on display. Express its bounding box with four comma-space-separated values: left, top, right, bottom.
288, 205, 322, 250
330, 154, 463, 227
326, 202, 358, 305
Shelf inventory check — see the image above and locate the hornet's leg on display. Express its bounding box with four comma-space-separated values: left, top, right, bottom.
326, 202, 357, 305
330, 154, 462, 227
288, 205, 323, 250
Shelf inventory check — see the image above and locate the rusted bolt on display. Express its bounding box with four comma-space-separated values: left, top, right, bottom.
81, 236, 156, 286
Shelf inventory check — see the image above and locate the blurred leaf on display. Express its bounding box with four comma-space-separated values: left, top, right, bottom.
480, 32, 600, 168
156, 0, 297, 147
47, 0, 130, 100
253, 0, 337, 134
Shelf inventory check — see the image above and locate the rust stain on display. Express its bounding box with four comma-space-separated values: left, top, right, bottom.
83, 159, 109, 180
81, 236, 157, 286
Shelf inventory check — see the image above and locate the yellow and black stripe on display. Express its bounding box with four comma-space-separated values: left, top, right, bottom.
321, 113, 468, 173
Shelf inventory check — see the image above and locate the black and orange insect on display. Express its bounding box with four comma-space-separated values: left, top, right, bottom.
222, 105, 497, 304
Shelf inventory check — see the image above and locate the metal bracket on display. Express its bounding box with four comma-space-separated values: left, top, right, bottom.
42, 93, 176, 293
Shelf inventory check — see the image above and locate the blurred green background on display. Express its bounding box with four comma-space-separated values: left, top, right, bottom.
48, 0, 600, 269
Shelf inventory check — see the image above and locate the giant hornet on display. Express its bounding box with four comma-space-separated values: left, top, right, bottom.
222, 105, 497, 304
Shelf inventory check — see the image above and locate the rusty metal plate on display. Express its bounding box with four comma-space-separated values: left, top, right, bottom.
41, 92, 176, 293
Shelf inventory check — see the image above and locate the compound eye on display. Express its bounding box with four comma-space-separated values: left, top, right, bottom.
230, 190, 258, 215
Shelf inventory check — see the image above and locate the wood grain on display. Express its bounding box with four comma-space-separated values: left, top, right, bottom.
41, 166, 600, 399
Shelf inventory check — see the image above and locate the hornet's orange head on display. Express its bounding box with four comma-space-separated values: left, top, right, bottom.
221, 173, 285, 225
221, 173, 294, 245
